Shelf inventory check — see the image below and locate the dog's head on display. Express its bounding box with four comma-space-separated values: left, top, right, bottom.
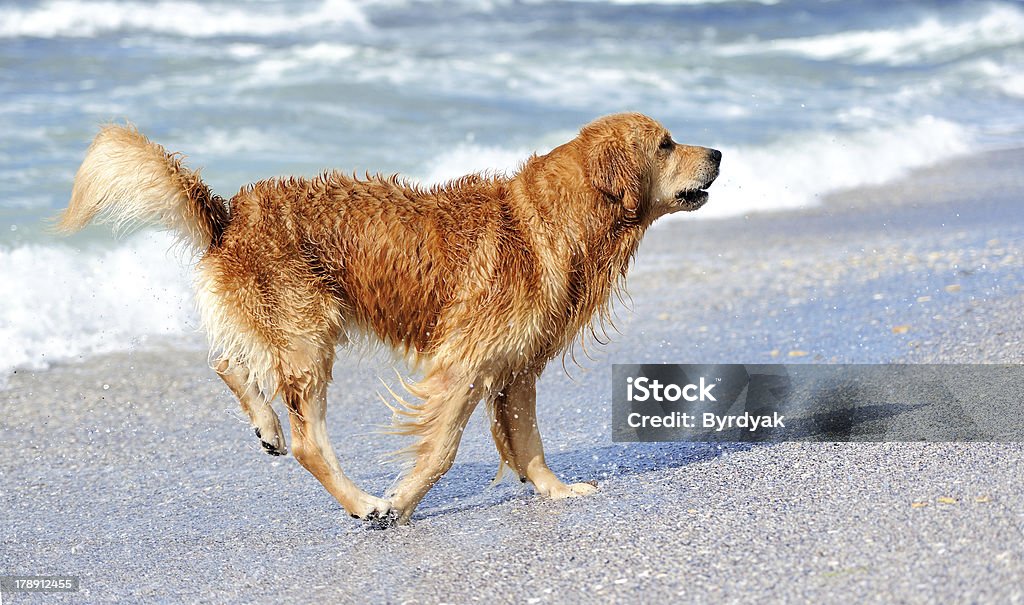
580, 113, 721, 219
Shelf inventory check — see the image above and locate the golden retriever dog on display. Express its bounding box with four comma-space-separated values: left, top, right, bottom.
58, 113, 720, 525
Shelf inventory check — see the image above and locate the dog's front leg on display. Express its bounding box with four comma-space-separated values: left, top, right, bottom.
387, 367, 481, 525
493, 370, 598, 500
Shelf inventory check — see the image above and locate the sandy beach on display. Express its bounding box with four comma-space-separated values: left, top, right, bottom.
2, 149, 1023, 603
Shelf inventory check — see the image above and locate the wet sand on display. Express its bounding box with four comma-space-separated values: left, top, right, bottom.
2, 150, 1023, 603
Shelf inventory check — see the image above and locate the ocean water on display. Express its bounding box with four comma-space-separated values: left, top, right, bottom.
1, 0, 1023, 374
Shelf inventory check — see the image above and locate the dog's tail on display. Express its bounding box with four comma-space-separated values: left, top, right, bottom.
56, 124, 229, 250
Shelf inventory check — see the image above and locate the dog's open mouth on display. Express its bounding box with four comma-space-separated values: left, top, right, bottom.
674, 188, 710, 210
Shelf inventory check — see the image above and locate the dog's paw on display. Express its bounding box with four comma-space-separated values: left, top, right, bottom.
546, 480, 599, 500
348, 495, 396, 528
363, 508, 400, 530
254, 427, 287, 456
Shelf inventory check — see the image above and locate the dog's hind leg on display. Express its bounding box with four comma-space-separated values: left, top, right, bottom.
387, 366, 482, 525
488, 383, 524, 485
280, 352, 392, 521
491, 370, 598, 500
216, 358, 287, 456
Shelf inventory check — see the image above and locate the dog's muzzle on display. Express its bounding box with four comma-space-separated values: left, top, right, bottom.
674, 149, 721, 211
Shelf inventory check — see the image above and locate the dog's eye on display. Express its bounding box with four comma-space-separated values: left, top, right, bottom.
659, 137, 674, 151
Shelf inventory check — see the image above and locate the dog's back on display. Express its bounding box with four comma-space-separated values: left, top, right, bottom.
202, 172, 533, 368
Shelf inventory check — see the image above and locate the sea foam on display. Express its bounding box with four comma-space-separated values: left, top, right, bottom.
697, 116, 972, 219
0, 0, 368, 39
718, 3, 1024, 65
0, 232, 199, 378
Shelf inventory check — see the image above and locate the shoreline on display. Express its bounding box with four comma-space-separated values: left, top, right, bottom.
5, 146, 1024, 380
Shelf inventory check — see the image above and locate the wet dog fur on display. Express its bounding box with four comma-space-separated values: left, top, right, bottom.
58, 113, 721, 525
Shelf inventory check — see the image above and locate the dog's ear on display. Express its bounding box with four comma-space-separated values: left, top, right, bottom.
587, 137, 643, 213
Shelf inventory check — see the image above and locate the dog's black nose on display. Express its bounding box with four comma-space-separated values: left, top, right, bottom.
709, 148, 722, 164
